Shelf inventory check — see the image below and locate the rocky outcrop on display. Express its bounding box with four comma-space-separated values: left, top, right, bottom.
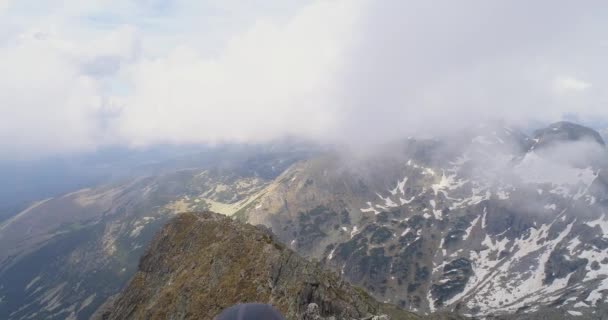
532, 121, 606, 148
95, 211, 439, 320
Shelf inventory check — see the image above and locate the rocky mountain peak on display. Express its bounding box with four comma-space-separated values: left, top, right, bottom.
94, 211, 454, 320
532, 121, 606, 149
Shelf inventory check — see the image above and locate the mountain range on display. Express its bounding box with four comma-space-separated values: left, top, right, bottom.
1, 121, 608, 319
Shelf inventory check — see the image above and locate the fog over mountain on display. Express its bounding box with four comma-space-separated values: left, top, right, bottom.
1, 0, 608, 157
3, 2, 608, 320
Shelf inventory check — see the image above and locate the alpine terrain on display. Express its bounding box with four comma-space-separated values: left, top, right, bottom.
0, 145, 315, 320
94, 211, 460, 320
1, 122, 608, 319
240, 122, 608, 319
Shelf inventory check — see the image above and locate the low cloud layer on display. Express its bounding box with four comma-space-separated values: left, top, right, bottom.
1, 0, 607, 158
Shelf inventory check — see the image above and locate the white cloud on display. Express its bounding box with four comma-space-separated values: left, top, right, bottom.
326, 1, 608, 143
112, 0, 358, 146
0, 32, 98, 156
0, 0, 607, 158
0, 24, 138, 157
554, 76, 591, 94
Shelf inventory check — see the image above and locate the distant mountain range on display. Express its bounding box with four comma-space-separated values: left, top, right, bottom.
1, 121, 608, 319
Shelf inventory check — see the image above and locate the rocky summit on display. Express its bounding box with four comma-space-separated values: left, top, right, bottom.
94, 211, 458, 320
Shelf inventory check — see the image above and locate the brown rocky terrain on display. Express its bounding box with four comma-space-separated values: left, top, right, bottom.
95, 211, 461, 320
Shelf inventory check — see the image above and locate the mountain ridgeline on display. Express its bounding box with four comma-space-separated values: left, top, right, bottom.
243, 121, 608, 318
95, 211, 459, 320
1, 121, 608, 319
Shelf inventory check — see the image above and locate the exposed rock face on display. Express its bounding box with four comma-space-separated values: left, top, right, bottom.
533, 121, 606, 149
242, 123, 608, 318
95, 212, 430, 320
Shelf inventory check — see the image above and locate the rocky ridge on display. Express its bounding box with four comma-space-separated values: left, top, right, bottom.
0, 147, 310, 320
95, 211, 460, 320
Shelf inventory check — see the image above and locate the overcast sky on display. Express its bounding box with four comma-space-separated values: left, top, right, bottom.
1, 0, 607, 158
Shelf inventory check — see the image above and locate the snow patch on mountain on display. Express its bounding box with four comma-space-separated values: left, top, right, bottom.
390, 177, 408, 196
585, 214, 608, 234
463, 221, 575, 314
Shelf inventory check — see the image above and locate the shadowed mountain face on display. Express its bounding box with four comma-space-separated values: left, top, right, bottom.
94, 212, 447, 320
533, 121, 606, 149
2, 122, 608, 319
241, 122, 608, 318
